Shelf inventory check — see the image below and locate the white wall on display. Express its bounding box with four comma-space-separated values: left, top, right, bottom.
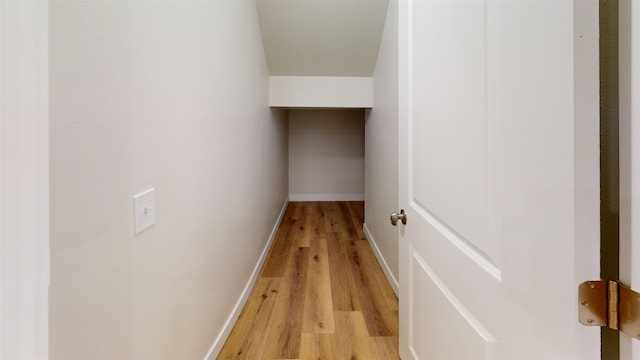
364, 0, 399, 293
257, 0, 388, 76
289, 109, 364, 201
269, 76, 373, 108
49, 2, 288, 359
0, 2, 49, 359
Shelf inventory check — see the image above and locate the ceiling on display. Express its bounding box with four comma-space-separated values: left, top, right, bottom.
256, 0, 389, 77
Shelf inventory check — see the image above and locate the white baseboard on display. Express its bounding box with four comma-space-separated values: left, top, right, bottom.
363, 222, 399, 296
289, 193, 364, 202
203, 197, 289, 360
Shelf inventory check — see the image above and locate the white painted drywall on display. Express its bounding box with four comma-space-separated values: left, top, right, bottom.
364, 0, 399, 293
257, 0, 389, 76
269, 76, 373, 108
0, 2, 49, 359
49, 2, 288, 359
289, 110, 364, 201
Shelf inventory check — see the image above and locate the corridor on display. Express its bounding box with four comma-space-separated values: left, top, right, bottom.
218, 202, 399, 359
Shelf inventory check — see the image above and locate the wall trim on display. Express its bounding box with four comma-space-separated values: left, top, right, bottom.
289, 193, 365, 202
203, 197, 289, 360
363, 223, 399, 296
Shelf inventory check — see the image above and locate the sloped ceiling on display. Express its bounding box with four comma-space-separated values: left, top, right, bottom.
256, 0, 389, 77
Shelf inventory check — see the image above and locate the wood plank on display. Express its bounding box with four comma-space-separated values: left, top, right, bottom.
355, 241, 398, 309
372, 336, 400, 360
302, 238, 335, 333
342, 237, 393, 336
320, 202, 341, 234
293, 203, 312, 248
348, 201, 365, 225
334, 311, 377, 360
286, 202, 303, 220
217, 278, 281, 359
263, 246, 309, 359
261, 205, 299, 277
327, 232, 360, 311
299, 334, 338, 360
308, 203, 327, 242
336, 201, 363, 241
293, 214, 311, 248
299, 201, 319, 215
321, 202, 361, 243
295, 202, 326, 248
346, 201, 366, 241
355, 241, 399, 336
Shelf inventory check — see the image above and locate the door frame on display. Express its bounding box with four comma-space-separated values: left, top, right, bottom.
619, 0, 640, 358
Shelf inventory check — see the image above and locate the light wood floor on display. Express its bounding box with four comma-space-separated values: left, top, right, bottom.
217, 201, 400, 360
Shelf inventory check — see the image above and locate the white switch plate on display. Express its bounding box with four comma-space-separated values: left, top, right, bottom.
133, 188, 156, 234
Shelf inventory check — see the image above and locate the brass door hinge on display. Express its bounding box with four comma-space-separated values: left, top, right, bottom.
579, 280, 640, 340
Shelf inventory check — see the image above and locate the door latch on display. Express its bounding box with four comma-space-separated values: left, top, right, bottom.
390, 209, 407, 226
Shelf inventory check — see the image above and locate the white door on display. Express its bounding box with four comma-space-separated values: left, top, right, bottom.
620, 0, 640, 357
397, 0, 601, 358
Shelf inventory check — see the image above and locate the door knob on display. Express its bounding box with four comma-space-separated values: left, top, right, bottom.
390, 209, 407, 226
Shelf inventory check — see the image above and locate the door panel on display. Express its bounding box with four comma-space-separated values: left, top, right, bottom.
398, 0, 601, 358
410, 249, 498, 360
412, 0, 495, 265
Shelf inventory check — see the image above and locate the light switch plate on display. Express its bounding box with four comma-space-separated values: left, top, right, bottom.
133, 188, 155, 234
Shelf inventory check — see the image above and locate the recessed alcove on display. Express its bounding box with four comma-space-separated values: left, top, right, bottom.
288, 108, 365, 201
